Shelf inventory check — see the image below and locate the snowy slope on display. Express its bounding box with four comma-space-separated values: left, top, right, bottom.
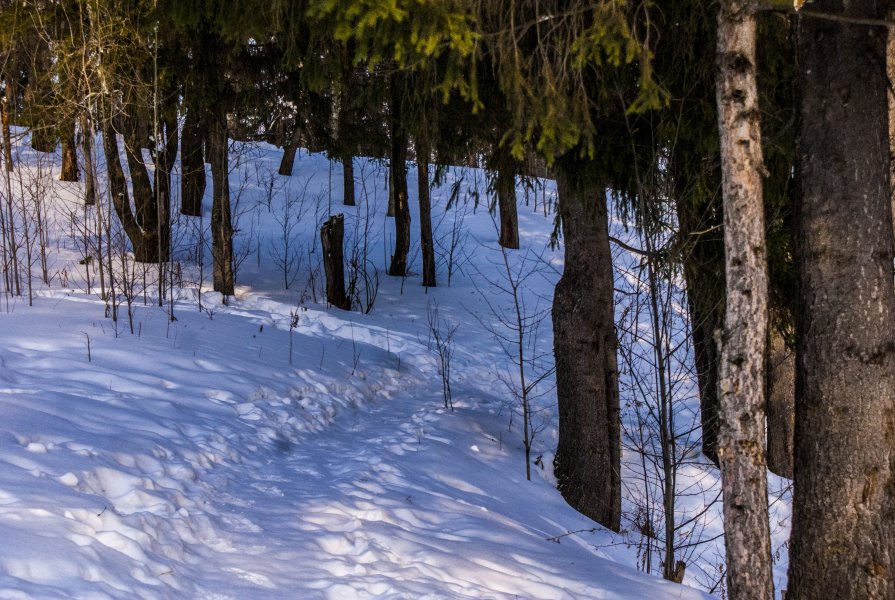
0, 135, 717, 599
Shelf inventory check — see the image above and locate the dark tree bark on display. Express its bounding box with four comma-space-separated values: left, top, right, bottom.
1, 84, 12, 171
387, 83, 410, 277
122, 117, 155, 230
208, 113, 234, 298
80, 113, 96, 205
552, 157, 620, 532
342, 156, 355, 206
180, 107, 206, 216
675, 191, 724, 466
278, 125, 300, 177
416, 140, 436, 288
320, 214, 350, 310
715, 1, 774, 597
492, 148, 520, 250
789, 3, 895, 599
102, 122, 157, 263
59, 122, 79, 182
766, 324, 794, 479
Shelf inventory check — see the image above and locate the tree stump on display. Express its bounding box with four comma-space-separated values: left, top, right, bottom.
320, 214, 350, 310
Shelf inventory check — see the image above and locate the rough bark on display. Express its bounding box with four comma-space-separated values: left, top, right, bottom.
416, 140, 436, 288
788, 3, 895, 599
80, 113, 96, 205
766, 324, 794, 479
387, 84, 410, 277
208, 114, 234, 298
889, 22, 895, 242
180, 107, 205, 217
320, 214, 350, 310
342, 156, 355, 206
552, 158, 621, 532
492, 148, 520, 250
59, 122, 79, 182
715, 1, 774, 598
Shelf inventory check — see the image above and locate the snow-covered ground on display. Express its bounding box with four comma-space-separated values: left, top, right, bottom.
0, 132, 752, 598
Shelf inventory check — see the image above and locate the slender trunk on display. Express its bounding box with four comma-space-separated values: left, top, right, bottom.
59, 121, 79, 182
80, 113, 96, 206
320, 214, 350, 310
552, 157, 621, 532
153, 112, 177, 263
180, 107, 205, 216
208, 113, 234, 298
715, 1, 774, 598
342, 155, 355, 206
387, 82, 410, 277
2, 84, 12, 171
789, 4, 895, 599
766, 323, 794, 479
417, 140, 436, 287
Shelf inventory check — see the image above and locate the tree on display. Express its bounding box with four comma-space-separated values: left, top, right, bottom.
387, 75, 411, 277
714, 0, 774, 598
552, 156, 621, 530
788, 2, 895, 598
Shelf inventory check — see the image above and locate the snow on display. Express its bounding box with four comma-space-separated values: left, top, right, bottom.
0, 132, 723, 598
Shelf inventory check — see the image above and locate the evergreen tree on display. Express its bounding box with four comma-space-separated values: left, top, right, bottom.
789, 2, 895, 597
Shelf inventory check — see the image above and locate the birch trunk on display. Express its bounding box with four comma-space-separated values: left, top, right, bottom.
714, 1, 773, 597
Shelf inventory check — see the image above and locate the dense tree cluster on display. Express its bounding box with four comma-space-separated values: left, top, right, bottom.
0, 0, 892, 598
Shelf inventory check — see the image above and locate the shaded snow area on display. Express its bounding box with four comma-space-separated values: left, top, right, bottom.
0, 136, 727, 598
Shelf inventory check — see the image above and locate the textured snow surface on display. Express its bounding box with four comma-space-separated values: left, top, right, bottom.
0, 137, 720, 599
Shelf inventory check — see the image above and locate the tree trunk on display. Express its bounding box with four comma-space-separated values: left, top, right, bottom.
278, 127, 300, 177
888, 23, 895, 242
342, 156, 355, 206
152, 111, 177, 263
552, 157, 621, 532
387, 83, 410, 277
80, 113, 96, 206
59, 121, 79, 182
417, 140, 436, 288
208, 114, 234, 298
789, 4, 895, 599
102, 122, 148, 260
675, 188, 724, 466
1, 83, 12, 171
123, 116, 155, 231
493, 148, 520, 250
320, 214, 350, 310
180, 107, 205, 216
715, 1, 774, 598
766, 324, 794, 479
